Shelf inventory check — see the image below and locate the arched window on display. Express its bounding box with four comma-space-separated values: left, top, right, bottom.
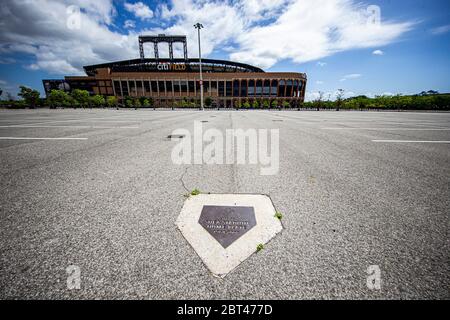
150, 81, 157, 94
263, 80, 270, 96
278, 80, 286, 97
248, 80, 255, 96
114, 80, 122, 96
121, 81, 129, 96
256, 80, 263, 96
285, 80, 293, 97
240, 80, 247, 97
129, 80, 136, 95
165, 81, 173, 94
293, 80, 299, 97
226, 81, 232, 97
158, 81, 166, 94
173, 80, 180, 93
233, 80, 240, 97
270, 80, 278, 97
218, 80, 225, 97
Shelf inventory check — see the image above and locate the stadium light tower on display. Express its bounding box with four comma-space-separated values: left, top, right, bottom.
194, 23, 204, 111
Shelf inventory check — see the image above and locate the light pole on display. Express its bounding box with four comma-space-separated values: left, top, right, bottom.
194, 22, 204, 111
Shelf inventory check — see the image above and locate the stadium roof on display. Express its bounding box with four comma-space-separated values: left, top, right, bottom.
83, 58, 265, 76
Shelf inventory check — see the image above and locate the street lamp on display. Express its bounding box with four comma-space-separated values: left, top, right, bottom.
194, 22, 204, 111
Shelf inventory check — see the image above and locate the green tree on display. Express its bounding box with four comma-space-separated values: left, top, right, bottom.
134, 98, 141, 109
71, 89, 90, 108
262, 100, 270, 109
106, 96, 117, 108
343, 98, 358, 110
335, 89, 345, 111
71, 97, 80, 109
6, 92, 15, 101
138, 96, 147, 106
90, 95, 105, 108
178, 99, 187, 108
205, 96, 212, 108
6, 100, 26, 109
314, 91, 324, 111
242, 100, 251, 109
124, 96, 133, 108
18, 86, 40, 109
64, 95, 75, 108
282, 100, 290, 109
271, 99, 278, 109
48, 89, 69, 109
435, 94, 450, 110
252, 100, 259, 109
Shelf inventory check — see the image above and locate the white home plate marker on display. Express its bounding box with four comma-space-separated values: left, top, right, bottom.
176, 194, 283, 278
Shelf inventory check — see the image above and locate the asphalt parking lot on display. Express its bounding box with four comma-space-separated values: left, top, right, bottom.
0, 108, 448, 299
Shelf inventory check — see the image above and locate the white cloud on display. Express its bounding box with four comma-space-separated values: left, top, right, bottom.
430, 24, 450, 35
0, 79, 16, 90
0, 57, 16, 64
157, 0, 246, 59
344, 91, 355, 98
0, 0, 137, 75
306, 89, 356, 101
239, 0, 289, 22
124, 2, 153, 20
372, 49, 384, 55
26, 60, 79, 74
0, 0, 414, 75
317, 61, 327, 67
124, 19, 136, 29
305, 91, 321, 101
230, 0, 413, 68
24, 64, 40, 71
315, 80, 324, 85
159, 0, 413, 68
340, 73, 361, 81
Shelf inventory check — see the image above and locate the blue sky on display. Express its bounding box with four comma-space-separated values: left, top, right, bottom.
0, 0, 449, 101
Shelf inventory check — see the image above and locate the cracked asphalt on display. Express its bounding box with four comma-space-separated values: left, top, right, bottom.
0, 109, 449, 299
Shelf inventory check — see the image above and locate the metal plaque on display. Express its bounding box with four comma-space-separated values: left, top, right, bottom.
198, 205, 257, 248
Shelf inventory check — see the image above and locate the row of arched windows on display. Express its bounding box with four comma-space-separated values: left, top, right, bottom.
113, 78, 305, 98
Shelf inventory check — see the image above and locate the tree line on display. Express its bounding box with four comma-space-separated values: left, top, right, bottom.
0, 87, 158, 109
1, 87, 449, 111
305, 90, 450, 111
46, 89, 155, 109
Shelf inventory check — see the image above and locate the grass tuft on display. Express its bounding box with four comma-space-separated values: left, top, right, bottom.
274, 211, 283, 220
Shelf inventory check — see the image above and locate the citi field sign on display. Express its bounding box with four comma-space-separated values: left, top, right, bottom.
157, 63, 187, 71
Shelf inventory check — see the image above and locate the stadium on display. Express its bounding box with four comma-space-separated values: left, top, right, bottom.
43, 35, 307, 108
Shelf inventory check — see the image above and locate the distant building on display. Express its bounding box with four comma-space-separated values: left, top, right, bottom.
43, 35, 307, 108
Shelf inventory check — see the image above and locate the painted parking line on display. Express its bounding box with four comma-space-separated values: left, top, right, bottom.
0, 137, 88, 140
0, 118, 142, 127
0, 125, 139, 129
323, 127, 450, 131
372, 140, 450, 143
